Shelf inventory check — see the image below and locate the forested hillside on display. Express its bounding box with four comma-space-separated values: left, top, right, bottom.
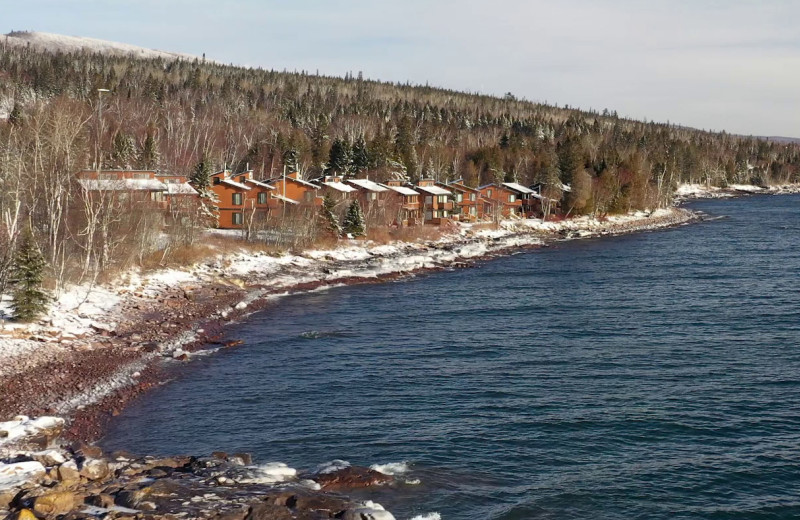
1, 38, 799, 298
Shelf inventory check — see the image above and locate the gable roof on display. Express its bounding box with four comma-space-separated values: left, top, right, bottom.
502, 182, 535, 195
347, 178, 389, 192
322, 181, 358, 193
382, 184, 419, 196
416, 185, 452, 196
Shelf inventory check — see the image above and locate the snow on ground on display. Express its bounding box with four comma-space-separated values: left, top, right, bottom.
0, 416, 64, 447
3, 31, 200, 61
0, 208, 693, 391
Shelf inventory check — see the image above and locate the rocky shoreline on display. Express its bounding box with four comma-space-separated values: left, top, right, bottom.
0, 208, 699, 519
1, 416, 403, 519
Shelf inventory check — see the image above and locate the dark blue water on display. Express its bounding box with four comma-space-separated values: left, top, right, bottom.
102, 195, 800, 519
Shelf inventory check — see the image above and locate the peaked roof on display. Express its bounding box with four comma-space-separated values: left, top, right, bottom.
347, 178, 389, 192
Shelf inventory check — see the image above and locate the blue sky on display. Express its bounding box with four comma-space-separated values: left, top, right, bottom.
5, 0, 799, 137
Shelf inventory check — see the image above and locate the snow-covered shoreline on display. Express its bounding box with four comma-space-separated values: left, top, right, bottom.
675, 182, 800, 201
0, 207, 697, 427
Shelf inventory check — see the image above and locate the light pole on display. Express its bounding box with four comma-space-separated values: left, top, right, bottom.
96, 88, 110, 172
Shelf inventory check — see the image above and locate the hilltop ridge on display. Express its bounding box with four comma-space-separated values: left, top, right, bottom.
2, 30, 201, 61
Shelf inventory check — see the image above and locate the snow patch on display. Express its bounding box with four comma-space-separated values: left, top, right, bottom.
0, 416, 64, 447
0, 460, 46, 490
409, 514, 441, 520
4, 31, 202, 61
370, 461, 410, 476
237, 462, 297, 484
313, 459, 351, 474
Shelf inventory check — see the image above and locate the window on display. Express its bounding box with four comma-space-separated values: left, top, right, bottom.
213, 177, 221, 185
470, 193, 476, 201
509, 194, 516, 202
151, 192, 164, 202
232, 212, 243, 225
232, 193, 243, 206
369, 192, 377, 201
442, 210, 449, 218
304, 191, 314, 202
487, 189, 493, 197
134, 173, 150, 179
425, 196, 433, 205
99, 173, 118, 180
239, 176, 246, 183
456, 193, 463, 203
258, 192, 267, 204
437, 195, 447, 203
470, 206, 477, 216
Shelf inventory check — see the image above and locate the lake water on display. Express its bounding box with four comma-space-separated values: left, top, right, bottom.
101, 195, 800, 519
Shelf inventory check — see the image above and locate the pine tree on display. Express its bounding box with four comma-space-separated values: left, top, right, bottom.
326, 138, 351, 176
320, 194, 342, 238
190, 153, 213, 191
8, 102, 23, 127
10, 227, 49, 323
140, 132, 160, 170
351, 136, 370, 174
111, 131, 136, 169
342, 200, 366, 237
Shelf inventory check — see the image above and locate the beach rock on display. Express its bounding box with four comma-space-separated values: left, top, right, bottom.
85, 493, 115, 508
32, 491, 80, 515
233, 301, 248, 311
341, 501, 396, 520
31, 449, 67, 467
311, 466, 394, 490
7, 508, 37, 520
57, 460, 80, 483
244, 503, 293, 520
79, 458, 109, 481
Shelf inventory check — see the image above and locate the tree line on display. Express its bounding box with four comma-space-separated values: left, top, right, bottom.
1, 40, 799, 319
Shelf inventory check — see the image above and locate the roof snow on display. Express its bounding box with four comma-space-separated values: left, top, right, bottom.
415, 185, 452, 196
382, 184, 419, 196
322, 181, 357, 193
78, 178, 167, 191
245, 179, 275, 190
221, 179, 251, 190
271, 194, 299, 205
3, 31, 202, 61
347, 179, 388, 192
502, 182, 535, 194
165, 183, 198, 195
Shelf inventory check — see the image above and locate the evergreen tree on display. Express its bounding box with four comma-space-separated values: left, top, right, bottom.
111, 131, 135, 168
326, 138, 351, 176
320, 194, 342, 238
8, 102, 23, 127
283, 148, 299, 173
190, 153, 213, 190
342, 200, 366, 237
10, 227, 49, 322
351, 136, 370, 174
140, 132, 159, 170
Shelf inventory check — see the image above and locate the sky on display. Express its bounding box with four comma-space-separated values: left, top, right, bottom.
4, 0, 799, 137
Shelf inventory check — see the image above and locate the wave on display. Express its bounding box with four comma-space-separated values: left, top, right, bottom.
299, 330, 356, 339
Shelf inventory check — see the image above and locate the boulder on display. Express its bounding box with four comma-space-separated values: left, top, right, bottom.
57, 460, 80, 484
311, 466, 394, 491
31, 450, 67, 467
341, 501, 396, 520
33, 491, 80, 516
244, 503, 293, 520
8, 509, 37, 520
79, 459, 109, 481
